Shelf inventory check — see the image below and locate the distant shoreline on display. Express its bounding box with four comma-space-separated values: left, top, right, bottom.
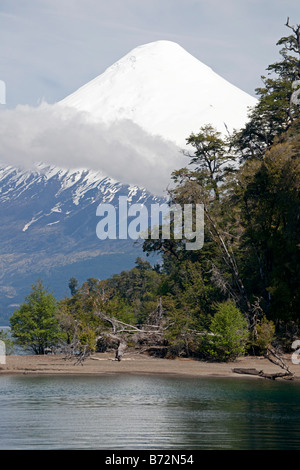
1, 352, 299, 380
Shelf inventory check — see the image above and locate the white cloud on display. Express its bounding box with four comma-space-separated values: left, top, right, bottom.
0, 103, 185, 195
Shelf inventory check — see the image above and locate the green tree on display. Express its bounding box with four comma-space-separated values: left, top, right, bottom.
252, 317, 275, 355
184, 124, 235, 200
68, 277, 78, 296
236, 136, 300, 322
143, 123, 253, 328
57, 278, 108, 355
9, 280, 62, 354
201, 300, 249, 361
232, 19, 300, 161
162, 295, 199, 358
106, 257, 162, 324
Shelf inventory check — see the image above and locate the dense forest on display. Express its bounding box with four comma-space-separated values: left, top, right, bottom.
6, 20, 300, 363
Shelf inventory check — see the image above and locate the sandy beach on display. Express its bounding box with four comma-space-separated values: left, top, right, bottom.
1, 351, 299, 380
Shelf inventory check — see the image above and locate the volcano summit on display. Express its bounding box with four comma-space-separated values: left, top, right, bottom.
60, 40, 257, 147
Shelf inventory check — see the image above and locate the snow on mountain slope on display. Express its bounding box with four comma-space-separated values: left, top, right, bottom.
59, 40, 257, 147
0, 161, 161, 323
0, 163, 151, 222
0, 162, 153, 271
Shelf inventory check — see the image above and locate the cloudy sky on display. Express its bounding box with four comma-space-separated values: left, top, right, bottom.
0, 0, 299, 193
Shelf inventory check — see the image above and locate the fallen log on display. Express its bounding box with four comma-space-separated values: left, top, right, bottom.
232, 367, 294, 380
233, 368, 263, 376
233, 347, 294, 380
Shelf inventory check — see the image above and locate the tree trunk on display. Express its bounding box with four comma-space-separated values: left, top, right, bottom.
115, 337, 127, 361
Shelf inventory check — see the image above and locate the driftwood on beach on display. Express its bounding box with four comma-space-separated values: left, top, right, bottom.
232, 367, 294, 380
59, 301, 167, 365
232, 347, 294, 380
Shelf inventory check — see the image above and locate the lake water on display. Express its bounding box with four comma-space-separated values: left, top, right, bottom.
0, 374, 300, 450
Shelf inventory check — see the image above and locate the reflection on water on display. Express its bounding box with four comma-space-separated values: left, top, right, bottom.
0, 374, 300, 450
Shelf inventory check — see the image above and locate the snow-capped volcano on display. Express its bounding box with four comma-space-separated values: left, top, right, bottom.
0, 40, 258, 324
59, 40, 257, 147
0, 40, 257, 196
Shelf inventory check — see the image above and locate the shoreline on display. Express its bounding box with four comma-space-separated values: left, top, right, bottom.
1, 351, 299, 380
